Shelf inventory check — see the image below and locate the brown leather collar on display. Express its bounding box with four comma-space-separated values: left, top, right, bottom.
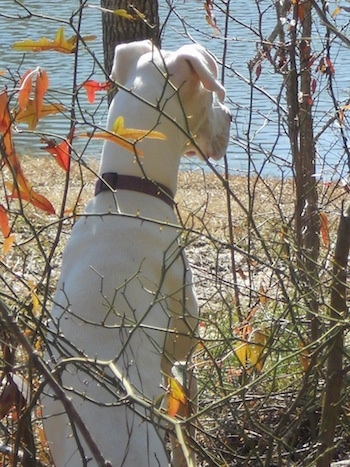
94, 173, 175, 208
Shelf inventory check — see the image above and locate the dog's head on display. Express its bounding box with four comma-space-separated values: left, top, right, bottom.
109, 40, 231, 161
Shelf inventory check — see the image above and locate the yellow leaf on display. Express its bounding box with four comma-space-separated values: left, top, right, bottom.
167, 376, 187, 418
235, 329, 268, 372
332, 5, 342, 17
234, 342, 249, 367
16, 100, 64, 130
259, 284, 267, 305
113, 9, 136, 20
80, 116, 166, 158
112, 116, 167, 141
247, 330, 268, 372
112, 116, 125, 134
28, 280, 40, 315
12, 27, 96, 54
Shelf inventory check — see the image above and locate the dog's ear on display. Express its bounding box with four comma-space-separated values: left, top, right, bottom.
109, 40, 153, 86
165, 44, 230, 161
166, 44, 226, 103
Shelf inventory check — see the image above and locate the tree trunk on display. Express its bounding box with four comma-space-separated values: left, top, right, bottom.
317, 204, 350, 466
285, 0, 320, 342
297, 1, 320, 342
101, 0, 160, 91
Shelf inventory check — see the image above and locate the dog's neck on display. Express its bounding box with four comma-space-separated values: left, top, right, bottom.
98, 79, 190, 197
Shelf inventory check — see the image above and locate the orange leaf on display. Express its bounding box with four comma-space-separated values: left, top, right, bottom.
16, 100, 64, 130
12, 26, 96, 54
204, 2, 221, 33
0, 205, 11, 238
0, 90, 12, 134
7, 174, 55, 214
80, 130, 144, 157
82, 80, 111, 103
259, 284, 267, 305
0, 90, 15, 163
299, 341, 311, 371
3, 235, 15, 254
79, 116, 166, 158
320, 211, 330, 248
41, 136, 70, 171
0, 205, 15, 253
18, 69, 33, 113
167, 376, 187, 418
35, 69, 49, 119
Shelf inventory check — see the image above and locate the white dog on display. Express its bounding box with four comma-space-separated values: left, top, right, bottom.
43, 40, 230, 466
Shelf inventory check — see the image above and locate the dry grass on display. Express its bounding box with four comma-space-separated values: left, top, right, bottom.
1, 154, 350, 466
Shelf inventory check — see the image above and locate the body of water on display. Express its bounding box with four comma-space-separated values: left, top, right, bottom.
1, 1, 350, 178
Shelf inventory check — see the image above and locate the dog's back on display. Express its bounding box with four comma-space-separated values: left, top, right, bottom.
43, 40, 230, 466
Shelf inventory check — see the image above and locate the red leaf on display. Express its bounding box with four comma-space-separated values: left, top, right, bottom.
82, 80, 111, 103
326, 57, 335, 75
255, 62, 262, 81
317, 57, 335, 76
42, 136, 71, 171
0, 374, 28, 420
311, 78, 317, 95
297, 4, 305, 22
